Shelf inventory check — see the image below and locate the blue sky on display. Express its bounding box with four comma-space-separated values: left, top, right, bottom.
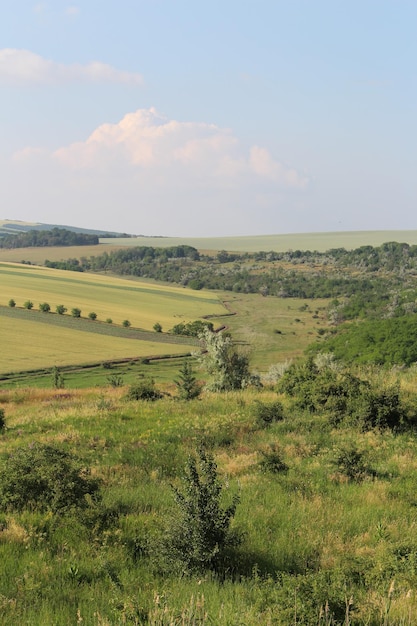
0, 1, 416, 237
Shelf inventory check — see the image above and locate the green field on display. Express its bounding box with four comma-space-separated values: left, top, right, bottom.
0, 263, 226, 374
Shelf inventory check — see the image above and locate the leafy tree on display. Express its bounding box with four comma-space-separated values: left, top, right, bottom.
8, 299, 15, 308
0, 443, 101, 513
56, 304, 67, 315
88, 311, 97, 320
106, 318, 113, 324
198, 327, 257, 391
160, 446, 240, 575
175, 361, 201, 400
39, 302, 51, 313
153, 322, 162, 333
122, 319, 131, 328
23, 300, 33, 310
71, 307, 81, 318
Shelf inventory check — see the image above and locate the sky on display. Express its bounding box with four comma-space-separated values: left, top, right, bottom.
0, 1, 416, 237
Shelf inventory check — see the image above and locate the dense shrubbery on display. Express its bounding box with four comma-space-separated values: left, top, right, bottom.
0, 227, 99, 248
125, 377, 162, 401
0, 443, 101, 513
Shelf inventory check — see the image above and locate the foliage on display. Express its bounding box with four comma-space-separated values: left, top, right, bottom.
0, 408, 5, 433
174, 361, 201, 400
171, 319, 214, 336
332, 443, 373, 482
56, 304, 67, 315
88, 311, 97, 320
252, 400, 285, 427
71, 307, 81, 318
8, 299, 15, 308
159, 446, 240, 575
23, 300, 33, 309
258, 444, 288, 474
105, 317, 113, 324
106, 373, 124, 387
122, 319, 131, 327
0, 227, 99, 249
39, 302, 50, 313
199, 328, 258, 391
51, 366, 65, 389
0, 443, 101, 513
153, 322, 162, 332
125, 377, 162, 401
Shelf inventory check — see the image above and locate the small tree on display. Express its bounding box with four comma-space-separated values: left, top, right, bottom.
125, 377, 162, 401
160, 447, 240, 575
71, 308, 81, 318
122, 319, 131, 328
51, 366, 65, 389
0, 408, 5, 433
88, 312, 97, 320
23, 300, 34, 310
8, 299, 16, 308
106, 318, 113, 324
175, 361, 201, 400
39, 302, 51, 313
153, 322, 162, 333
198, 327, 257, 391
56, 304, 67, 315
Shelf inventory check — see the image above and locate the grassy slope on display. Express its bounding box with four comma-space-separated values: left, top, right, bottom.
1, 377, 417, 624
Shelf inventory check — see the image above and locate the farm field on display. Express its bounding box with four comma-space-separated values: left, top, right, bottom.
0, 262, 226, 375
100, 229, 417, 253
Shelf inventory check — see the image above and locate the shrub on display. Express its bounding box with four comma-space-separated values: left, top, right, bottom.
106, 318, 113, 324
23, 300, 34, 310
107, 373, 124, 388
332, 443, 373, 482
0, 408, 5, 433
153, 322, 162, 333
71, 308, 81, 318
88, 312, 97, 320
51, 366, 65, 389
8, 299, 16, 308
39, 302, 50, 313
253, 400, 285, 427
0, 443, 101, 513
125, 378, 162, 401
159, 446, 240, 575
56, 304, 67, 315
174, 361, 201, 400
258, 444, 288, 474
122, 319, 131, 328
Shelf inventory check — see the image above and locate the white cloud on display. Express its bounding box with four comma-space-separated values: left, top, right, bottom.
0, 49, 143, 86
9, 108, 309, 236
65, 5, 80, 17
53, 107, 308, 189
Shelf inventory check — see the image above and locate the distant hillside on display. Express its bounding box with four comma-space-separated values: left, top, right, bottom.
0, 220, 136, 238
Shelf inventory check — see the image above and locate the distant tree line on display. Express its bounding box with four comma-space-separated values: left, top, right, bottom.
0, 228, 99, 248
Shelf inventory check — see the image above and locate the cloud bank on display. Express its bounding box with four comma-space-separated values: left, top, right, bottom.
0, 49, 143, 85
10, 108, 309, 236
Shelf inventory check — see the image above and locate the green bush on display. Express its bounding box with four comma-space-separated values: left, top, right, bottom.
8, 299, 16, 308
125, 378, 162, 401
39, 302, 50, 313
0, 443, 101, 513
0, 408, 5, 433
71, 307, 81, 318
258, 445, 288, 474
332, 443, 374, 482
56, 304, 67, 315
158, 447, 240, 575
174, 361, 201, 400
23, 300, 33, 309
122, 319, 131, 328
253, 400, 285, 427
88, 312, 97, 320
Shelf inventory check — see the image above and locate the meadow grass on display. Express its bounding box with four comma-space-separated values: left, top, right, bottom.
1, 375, 417, 624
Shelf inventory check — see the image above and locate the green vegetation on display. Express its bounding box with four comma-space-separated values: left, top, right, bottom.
0, 227, 99, 248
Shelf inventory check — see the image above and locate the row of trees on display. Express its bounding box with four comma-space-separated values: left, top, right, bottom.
0, 227, 99, 248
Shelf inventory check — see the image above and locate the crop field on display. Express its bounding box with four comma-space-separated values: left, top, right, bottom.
100, 229, 417, 253
0, 262, 226, 374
